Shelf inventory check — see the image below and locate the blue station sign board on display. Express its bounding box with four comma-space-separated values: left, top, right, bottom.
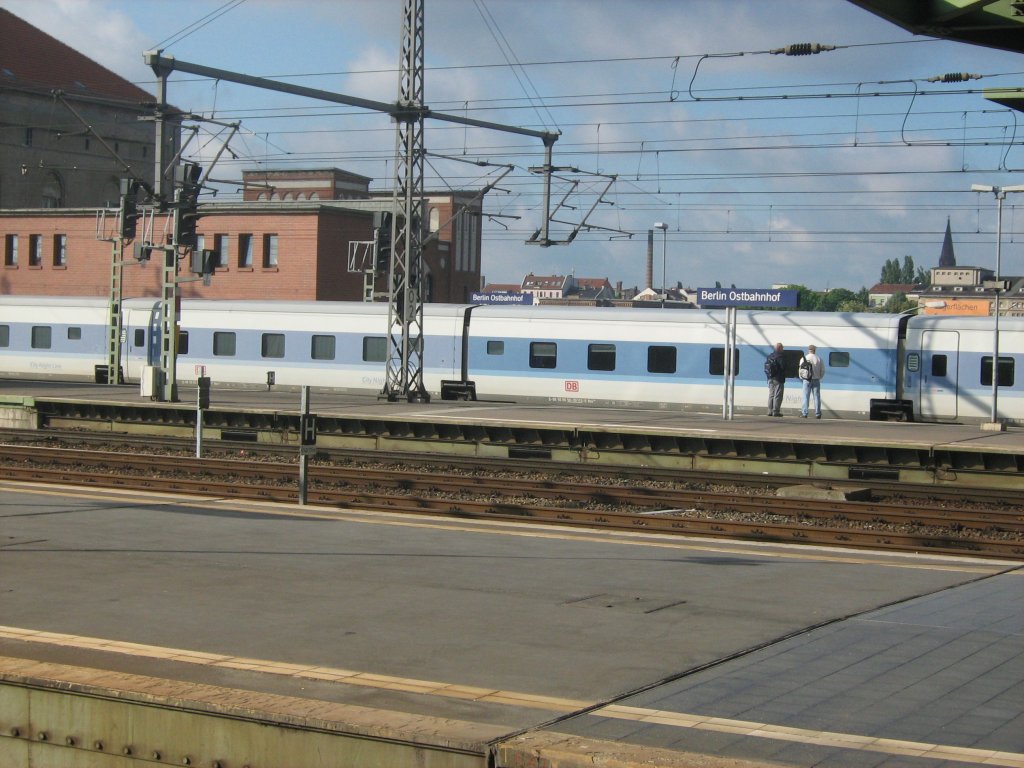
697, 287, 798, 308
471, 291, 534, 305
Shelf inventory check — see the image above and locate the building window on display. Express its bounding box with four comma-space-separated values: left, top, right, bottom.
238, 234, 253, 268
42, 173, 63, 208
24, 127, 33, 147
529, 342, 557, 369
311, 335, 336, 361
587, 343, 616, 371
195, 235, 205, 254
213, 331, 236, 356
28, 235, 42, 267
263, 234, 278, 268
4, 235, 18, 266
31, 326, 51, 349
214, 234, 229, 268
647, 345, 677, 374
53, 234, 67, 266
261, 333, 285, 358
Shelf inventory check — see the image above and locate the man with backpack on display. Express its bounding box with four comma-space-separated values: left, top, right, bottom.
764, 342, 786, 416
799, 344, 825, 419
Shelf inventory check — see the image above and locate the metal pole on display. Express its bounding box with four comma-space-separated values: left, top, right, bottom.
992, 191, 1003, 424
299, 386, 310, 505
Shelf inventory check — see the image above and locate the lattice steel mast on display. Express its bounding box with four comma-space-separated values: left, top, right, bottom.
385, 0, 428, 402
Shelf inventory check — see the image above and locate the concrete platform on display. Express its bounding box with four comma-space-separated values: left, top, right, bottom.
0, 481, 1020, 767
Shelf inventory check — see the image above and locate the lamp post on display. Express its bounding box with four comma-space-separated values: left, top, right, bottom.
970, 183, 1024, 430
654, 222, 668, 305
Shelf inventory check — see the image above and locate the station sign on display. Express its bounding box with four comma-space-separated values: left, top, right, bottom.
471, 291, 533, 305
697, 287, 799, 308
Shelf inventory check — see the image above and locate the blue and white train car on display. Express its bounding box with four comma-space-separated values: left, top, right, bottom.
2, 295, 1023, 425
903, 315, 1024, 424
461, 306, 905, 419
125, 300, 465, 393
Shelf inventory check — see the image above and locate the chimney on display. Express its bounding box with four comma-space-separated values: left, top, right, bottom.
646, 230, 654, 291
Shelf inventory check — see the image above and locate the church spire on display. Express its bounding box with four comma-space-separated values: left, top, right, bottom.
938, 217, 956, 268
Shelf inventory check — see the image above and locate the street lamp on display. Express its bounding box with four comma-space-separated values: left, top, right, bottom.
970, 183, 1024, 430
654, 222, 668, 304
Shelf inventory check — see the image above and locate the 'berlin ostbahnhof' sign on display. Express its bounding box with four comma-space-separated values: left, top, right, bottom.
697, 288, 799, 308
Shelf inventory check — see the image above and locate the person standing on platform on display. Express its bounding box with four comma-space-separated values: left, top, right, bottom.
765, 342, 786, 416
799, 344, 825, 419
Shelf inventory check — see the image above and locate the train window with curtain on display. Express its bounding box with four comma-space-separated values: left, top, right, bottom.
588, 343, 616, 371
134, 329, 145, 347
487, 340, 504, 355
67, 327, 81, 340
261, 333, 285, 358
529, 342, 557, 369
931, 355, 948, 377
829, 351, 850, 367
0, 325, 9, 347
981, 356, 1014, 387
311, 335, 336, 361
708, 347, 739, 376
31, 326, 51, 349
213, 331, 236, 357
363, 336, 386, 362
178, 331, 189, 355
647, 345, 677, 374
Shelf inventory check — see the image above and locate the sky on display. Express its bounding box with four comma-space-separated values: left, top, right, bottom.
4, 0, 1024, 292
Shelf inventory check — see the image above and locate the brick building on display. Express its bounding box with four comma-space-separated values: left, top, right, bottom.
0, 9, 179, 209
1, 183, 483, 302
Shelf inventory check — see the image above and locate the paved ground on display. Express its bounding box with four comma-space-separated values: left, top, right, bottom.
1, 482, 1021, 766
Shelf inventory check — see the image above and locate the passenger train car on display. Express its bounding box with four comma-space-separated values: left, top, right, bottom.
1, 296, 1021, 425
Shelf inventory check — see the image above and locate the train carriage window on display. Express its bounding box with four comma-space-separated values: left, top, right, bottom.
31, 326, 51, 349
133, 329, 145, 347
981, 356, 1015, 387
213, 331, 236, 357
178, 331, 189, 355
709, 347, 739, 376
781, 350, 804, 378
529, 342, 557, 369
487, 340, 504, 355
829, 351, 850, 368
311, 335, 336, 361
363, 336, 386, 362
588, 343, 616, 371
931, 355, 948, 377
261, 333, 285, 359
67, 327, 81, 341
648, 345, 677, 374
0, 325, 8, 347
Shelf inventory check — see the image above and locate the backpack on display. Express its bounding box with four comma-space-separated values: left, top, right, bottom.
764, 356, 780, 379
799, 357, 812, 381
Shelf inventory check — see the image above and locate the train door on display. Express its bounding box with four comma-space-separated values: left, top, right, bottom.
917, 330, 959, 421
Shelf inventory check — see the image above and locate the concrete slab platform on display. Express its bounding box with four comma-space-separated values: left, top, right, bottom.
0, 481, 1020, 767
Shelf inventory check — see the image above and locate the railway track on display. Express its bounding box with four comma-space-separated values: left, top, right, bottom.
2, 442, 1022, 560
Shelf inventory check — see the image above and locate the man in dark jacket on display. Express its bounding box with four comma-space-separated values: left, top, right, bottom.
765, 342, 785, 416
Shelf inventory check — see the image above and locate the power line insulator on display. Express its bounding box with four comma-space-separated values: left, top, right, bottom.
771, 43, 836, 56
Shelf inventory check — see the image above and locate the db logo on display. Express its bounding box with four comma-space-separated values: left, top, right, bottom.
564, 380, 580, 392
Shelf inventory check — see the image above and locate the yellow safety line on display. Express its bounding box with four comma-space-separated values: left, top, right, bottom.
2, 625, 1022, 767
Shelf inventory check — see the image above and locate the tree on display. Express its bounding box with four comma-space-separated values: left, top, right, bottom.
880, 255, 926, 285
818, 288, 861, 312
882, 292, 915, 314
